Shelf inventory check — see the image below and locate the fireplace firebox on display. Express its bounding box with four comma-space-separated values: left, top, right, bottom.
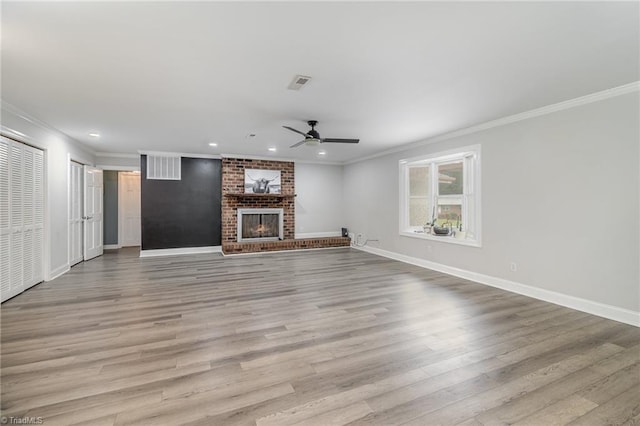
237, 208, 284, 242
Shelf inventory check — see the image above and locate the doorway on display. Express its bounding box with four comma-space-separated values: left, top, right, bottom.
118, 171, 141, 247
69, 161, 104, 265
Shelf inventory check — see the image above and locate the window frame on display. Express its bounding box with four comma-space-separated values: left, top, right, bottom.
399, 145, 481, 247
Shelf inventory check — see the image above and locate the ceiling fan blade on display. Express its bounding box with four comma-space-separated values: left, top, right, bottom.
321, 138, 360, 144
283, 126, 310, 137
289, 139, 308, 148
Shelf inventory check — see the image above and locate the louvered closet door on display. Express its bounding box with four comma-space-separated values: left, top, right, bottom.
9, 142, 24, 299
23, 145, 44, 288
0, 137, 45, 303
0, 139, 10, 299
22, 148, 35, 287
33, 149, 44, 283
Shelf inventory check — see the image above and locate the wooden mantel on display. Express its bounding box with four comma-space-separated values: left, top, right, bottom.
223, 193, 296, 199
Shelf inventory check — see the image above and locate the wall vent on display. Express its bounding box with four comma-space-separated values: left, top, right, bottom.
147, 154, 181, 180
288, 75, 312, 90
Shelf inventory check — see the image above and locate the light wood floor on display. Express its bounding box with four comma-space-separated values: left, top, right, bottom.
1, 247, 638, 425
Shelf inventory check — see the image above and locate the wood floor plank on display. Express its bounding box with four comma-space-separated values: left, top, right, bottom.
568, 384, 640, 426
294, 401, 373, 426
471, 343, 629, 425
511, 394, 598, 426
1, 247, 638, 425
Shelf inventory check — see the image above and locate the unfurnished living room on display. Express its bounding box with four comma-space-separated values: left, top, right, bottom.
1, 1, 639, 425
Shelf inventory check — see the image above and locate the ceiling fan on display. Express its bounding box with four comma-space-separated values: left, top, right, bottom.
283, 120, 360, 148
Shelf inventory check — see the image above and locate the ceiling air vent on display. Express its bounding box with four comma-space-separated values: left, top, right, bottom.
288, 75, 312, 90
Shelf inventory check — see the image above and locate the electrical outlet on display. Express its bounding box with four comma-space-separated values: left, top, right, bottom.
510, 262, 517, 272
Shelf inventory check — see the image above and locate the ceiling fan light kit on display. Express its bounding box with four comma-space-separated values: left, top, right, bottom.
283, 120, 360, 148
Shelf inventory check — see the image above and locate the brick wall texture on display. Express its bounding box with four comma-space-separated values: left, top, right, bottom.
222, 158, 295, 241
221, 157, 350, 254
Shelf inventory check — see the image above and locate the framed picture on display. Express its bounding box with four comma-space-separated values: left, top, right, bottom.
244, 169, 281, 194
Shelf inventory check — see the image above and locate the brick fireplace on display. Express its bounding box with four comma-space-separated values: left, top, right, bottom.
221, 157, 349, 254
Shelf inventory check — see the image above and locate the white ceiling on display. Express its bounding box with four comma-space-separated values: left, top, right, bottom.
2, 2, 638, 163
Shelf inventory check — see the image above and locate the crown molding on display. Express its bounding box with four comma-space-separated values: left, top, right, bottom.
95, 152, 139, 159
0, 100, 97, 156
294, 159, 343, 166
221, 153, 295, 163
97, 165, 140, 171
345, 81, 640, 165
138, 150, 222, 159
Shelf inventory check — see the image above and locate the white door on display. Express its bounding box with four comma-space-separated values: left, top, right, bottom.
83, 166, 103, 261
0, 139, 12, 300
1, 137, 44, 303
118, 172, 141, 247
21, 146, 44, 289
69, 161, 83, 266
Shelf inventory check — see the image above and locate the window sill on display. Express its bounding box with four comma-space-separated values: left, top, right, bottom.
400, 230, 481, 247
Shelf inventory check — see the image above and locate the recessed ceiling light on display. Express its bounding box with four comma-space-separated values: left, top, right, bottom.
88, 132, 100, 138
208, 142, 218, 147
318, 151, 326, 156
268, 147, 277, 152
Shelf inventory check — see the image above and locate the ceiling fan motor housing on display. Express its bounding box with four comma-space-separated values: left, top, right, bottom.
307, 121, 320, 139
284, 120, 359, 148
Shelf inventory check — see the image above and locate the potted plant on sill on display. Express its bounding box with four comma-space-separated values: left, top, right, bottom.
454, 215, 466, 239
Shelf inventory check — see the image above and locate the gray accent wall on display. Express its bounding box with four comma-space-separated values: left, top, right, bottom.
141, 156, 222, 250
343, 92, 639, 313
103, 171, 119, 246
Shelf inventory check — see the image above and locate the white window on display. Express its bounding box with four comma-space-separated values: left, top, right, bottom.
399, 145, 481, 246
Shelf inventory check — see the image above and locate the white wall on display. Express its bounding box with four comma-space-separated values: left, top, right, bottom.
1, 102, 95, 280
295, 163, 344, 238
343, 91, 640, 318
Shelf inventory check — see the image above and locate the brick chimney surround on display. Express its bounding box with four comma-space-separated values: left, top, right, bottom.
221, 158, 350, 254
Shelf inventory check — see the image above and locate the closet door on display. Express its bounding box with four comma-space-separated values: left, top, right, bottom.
69, 161, 83, 266
0, 138, 45, 303
23, 145, 44, 288
9, 142, 24, 300
0, 139, 10, 299
33, 149, 44, 283
83, 166, 103, 261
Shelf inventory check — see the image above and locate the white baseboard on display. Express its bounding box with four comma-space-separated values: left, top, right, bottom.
139, 246, 222, 258
47, 263, 70, 281
104, 244, 121, 250
354, 245, 640, 327
295, 231, 342, 239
